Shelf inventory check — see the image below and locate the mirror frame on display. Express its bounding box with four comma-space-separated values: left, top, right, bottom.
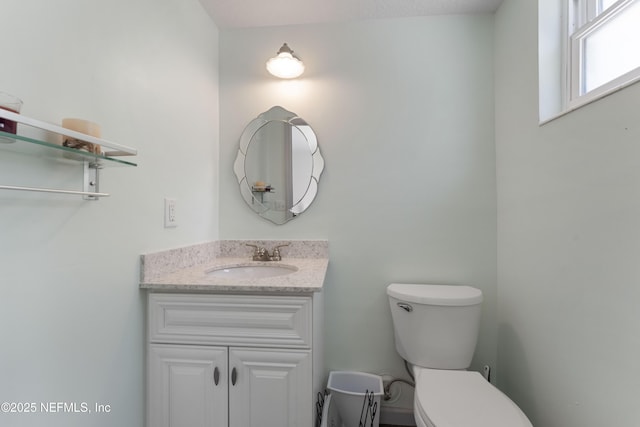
233, 106, 325, 224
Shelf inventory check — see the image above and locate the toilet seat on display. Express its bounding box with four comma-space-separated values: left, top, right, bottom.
414, 368, 532, 427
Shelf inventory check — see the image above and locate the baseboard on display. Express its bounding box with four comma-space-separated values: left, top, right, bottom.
379, 406, 416, 426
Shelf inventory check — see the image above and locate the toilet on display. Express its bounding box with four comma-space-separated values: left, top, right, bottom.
387, 283, 532, 427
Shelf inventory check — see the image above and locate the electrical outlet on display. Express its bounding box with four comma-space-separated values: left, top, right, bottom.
164, 198, 178, 228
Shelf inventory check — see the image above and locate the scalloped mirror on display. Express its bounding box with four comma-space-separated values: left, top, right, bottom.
234, 106, 325, 224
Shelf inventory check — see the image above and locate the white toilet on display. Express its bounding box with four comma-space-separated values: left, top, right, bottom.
387, 283, 532, 427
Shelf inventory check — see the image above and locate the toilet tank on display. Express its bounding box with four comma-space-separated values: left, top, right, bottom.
387, 283, 483, 370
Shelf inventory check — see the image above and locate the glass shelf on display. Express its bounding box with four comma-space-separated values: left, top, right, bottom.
0, 130, 137, 167
0, 110, 137, 199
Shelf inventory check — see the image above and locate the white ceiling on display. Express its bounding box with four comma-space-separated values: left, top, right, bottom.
199, 0, 504, 29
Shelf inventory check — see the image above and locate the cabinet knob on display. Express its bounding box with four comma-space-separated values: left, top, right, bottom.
213, 367, 220, 386
231, 367, 237, 386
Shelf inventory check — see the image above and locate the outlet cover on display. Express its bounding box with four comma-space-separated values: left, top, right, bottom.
164, 198, 178, 228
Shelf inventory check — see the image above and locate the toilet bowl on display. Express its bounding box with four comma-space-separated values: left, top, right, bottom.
387, 283, 532, 427
413, 368, 532, 427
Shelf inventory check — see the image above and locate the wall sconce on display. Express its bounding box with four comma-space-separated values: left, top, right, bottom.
266, 43, 305, 79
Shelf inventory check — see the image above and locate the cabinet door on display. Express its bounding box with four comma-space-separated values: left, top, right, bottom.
148, 344, 228, 427
229, 347, 312, 427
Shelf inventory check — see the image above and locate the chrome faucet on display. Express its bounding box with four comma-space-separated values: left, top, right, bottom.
246, 243, 290, 261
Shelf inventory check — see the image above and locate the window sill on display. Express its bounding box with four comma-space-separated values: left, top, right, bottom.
539, 75, 640, 125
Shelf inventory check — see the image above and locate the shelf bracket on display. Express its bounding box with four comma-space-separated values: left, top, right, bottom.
83, 161, 101, 200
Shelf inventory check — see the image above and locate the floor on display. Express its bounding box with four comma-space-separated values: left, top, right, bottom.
379, 419, 416, 427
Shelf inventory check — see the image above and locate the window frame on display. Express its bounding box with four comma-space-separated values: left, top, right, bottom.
565, 0, 640, 110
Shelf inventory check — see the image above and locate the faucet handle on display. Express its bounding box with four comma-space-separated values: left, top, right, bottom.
245, 244, 261, 260
270, 243, 290, 261
247, 244, 270, 261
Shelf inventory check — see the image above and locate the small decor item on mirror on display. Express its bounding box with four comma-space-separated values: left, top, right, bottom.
0, 92, 23, 135
61, 118, 102, 154
252, 181, 273, 192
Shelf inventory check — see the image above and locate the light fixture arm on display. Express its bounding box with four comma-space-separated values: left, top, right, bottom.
277, 43, 294, 55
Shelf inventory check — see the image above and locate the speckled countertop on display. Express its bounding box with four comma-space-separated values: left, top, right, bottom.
140, 240, 328, 294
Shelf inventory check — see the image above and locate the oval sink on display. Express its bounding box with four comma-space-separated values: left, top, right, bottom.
205, 264, 298, 279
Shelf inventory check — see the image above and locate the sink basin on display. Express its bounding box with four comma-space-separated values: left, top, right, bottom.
205, 264, 298, 279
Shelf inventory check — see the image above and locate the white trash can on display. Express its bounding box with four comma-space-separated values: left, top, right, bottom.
327, 371, 384, 427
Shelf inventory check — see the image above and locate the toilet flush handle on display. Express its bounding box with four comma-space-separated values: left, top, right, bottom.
397, 302, 413, 312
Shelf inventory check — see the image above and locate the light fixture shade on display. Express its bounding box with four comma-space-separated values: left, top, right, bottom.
266, 43, 305, 79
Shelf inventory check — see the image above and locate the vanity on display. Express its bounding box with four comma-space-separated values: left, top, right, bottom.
140, 240, 328, 427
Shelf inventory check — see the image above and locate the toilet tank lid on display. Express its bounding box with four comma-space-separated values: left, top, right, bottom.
387, 283, 483, 306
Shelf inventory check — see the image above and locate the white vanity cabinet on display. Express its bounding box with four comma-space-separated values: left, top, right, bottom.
146, 293, 317, 427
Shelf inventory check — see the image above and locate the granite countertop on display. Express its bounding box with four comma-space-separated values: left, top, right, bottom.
140, 240, 328, 294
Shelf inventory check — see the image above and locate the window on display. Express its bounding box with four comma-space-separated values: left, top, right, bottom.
567, 0, 640, 109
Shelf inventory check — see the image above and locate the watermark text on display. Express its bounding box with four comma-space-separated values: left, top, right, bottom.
1, 401, 111, 414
